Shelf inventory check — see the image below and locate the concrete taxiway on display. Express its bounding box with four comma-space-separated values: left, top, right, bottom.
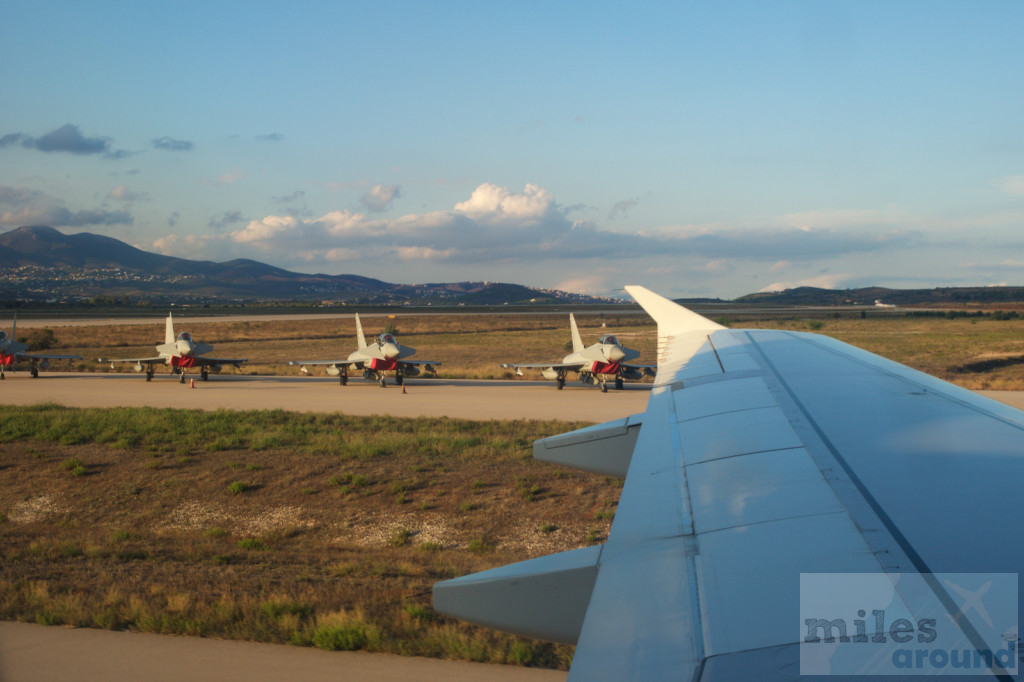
0, 372, 652, 421
0, 621, 566, 682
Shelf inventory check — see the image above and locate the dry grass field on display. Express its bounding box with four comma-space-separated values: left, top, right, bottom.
0, 407, 620, 669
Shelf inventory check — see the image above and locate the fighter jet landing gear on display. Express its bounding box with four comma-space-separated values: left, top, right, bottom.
395, 371, 403, 386
615, 377, 624, 390
30, 366, 38, 378
601, 381, 608, 393
379, 376, 387, 388
145, 367, 154, 382
201, 368, 209, 381
339, 373, 348, 386
556, 375, 565, 390
179, 372, 186, 384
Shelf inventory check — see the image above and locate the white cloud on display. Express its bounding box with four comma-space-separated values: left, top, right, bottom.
453, 183, 554, 225
231, 215, 300, 244
360, 184, 401, 212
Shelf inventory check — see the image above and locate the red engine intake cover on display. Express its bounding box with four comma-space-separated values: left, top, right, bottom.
170, 356, 200, 368
370, 357, 398, 371
590, 361, 621, 375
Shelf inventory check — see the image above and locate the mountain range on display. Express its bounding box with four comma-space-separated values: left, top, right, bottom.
0, 226, 604, 305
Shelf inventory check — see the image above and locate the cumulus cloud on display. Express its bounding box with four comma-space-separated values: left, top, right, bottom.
0, 185, 132, 227
207, 183, 921, 272
152, 136, 194, 151
0, 124, 127, 157
360, 184, 401, 212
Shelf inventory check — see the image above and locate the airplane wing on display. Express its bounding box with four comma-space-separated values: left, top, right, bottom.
98, 356, 165, 364
499, 362, 583, 371
398, 359, 441, 367
17, 352, 83, 361
436, 286, 1024, 679
287, 360, 360, 368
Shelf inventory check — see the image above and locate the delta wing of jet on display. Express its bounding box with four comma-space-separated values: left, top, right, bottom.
501, 313, 654, 391
288, 313, 440, 387
436, 286, 1024, 680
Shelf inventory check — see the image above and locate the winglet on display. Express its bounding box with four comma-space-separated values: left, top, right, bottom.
569, 313, 584, 353
165, 313, 175, 344
354, 313, 368, 350
625, 286, 724, 336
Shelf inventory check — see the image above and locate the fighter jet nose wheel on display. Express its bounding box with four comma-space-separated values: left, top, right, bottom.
30, 367, 38, 378
601, 383, 608, 393
615, 377, 624, 390
379, 377, 387, 388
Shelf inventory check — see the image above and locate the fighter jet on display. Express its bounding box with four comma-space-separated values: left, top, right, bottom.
0, 314, 82, 379
288, 313, 440, 388
98, 313, 247, 383
501, 313, 654, 391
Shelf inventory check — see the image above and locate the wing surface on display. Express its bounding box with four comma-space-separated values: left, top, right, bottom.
500, 362, 583, 370
436, 286, 1024, 680
99, 356, 165, 364
17, 352, 83, 361
287, 360, 359, 367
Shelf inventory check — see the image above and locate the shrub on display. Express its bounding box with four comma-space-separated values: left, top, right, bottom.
227, 481, 247, 495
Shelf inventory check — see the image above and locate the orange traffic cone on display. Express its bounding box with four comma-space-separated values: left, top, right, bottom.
189, 377, 195, 388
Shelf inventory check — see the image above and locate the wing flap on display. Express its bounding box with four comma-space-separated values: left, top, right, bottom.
433, 545, 601, 644
533, 413, 643, 477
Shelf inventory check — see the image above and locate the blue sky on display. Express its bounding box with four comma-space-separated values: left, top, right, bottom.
2, 1, 1023, 299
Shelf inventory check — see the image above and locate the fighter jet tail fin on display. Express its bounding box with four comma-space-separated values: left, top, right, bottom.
569, 313, 584, 354
355, 313, 368, 350
165, 313, 175, 344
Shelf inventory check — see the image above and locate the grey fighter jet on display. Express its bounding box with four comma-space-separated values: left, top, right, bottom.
501, 313, 654, 391
288, 313, 440, 388
99, 313, 247, 382
0, 314, 82, 379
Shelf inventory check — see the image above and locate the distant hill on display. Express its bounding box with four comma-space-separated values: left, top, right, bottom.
736, 285, 1024, 306
0, 226, 610, 305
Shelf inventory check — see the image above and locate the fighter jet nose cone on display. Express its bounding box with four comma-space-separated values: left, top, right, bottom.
383, 343, 400, 359
607, 345, 626, 362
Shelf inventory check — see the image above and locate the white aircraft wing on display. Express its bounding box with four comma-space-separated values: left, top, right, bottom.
287, 359, 361, 367
99, 355, 165, 364
17, 352, 83, 361
499, 362, 583, 370
436, 286, 1024, 680
398, 359, 441, 366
